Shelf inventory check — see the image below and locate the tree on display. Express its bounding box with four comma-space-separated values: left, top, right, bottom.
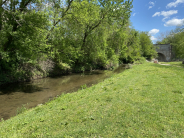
139, 31, 156, 59
0, 0, 158, 84
48, 0, 133, 70
0, 0, 49, 72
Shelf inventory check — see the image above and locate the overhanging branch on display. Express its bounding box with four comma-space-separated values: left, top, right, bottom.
46, 0, 73, 39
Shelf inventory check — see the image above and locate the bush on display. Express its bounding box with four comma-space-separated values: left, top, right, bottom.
134, 57, 146, 64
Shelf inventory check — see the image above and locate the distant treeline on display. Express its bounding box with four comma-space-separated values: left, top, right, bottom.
0, 0, 156, 83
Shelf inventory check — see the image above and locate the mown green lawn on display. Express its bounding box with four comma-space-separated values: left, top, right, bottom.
1, 63, 184, 137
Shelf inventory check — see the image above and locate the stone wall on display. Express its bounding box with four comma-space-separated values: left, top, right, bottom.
154, 44, 171, 62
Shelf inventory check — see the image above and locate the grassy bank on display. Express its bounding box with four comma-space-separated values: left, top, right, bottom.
1, 63, 184, 137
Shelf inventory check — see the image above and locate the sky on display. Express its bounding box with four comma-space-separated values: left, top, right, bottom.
130, 0, 184, 43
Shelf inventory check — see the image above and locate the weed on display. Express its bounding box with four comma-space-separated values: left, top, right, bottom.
16, 104, 28, 115
80, 84, 87, 90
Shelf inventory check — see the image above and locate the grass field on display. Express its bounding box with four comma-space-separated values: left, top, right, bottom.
1, 62, 184, 137
160, 61, 184, 68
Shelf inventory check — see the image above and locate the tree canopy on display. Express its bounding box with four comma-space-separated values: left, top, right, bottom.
0, 0, 157, 83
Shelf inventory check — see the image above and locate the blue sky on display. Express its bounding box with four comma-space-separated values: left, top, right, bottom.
130, 0, 184, 43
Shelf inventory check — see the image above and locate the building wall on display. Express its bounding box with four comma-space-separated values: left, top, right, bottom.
154, 44, 171, 62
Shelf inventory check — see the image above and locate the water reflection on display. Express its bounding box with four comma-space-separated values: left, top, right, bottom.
0, 83, 44, 94
0, 65, 126, 121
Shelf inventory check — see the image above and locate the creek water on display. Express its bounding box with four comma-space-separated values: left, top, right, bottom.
0, 65, 127, 121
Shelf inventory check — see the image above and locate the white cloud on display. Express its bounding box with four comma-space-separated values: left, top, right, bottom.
161, 10, 178, 17
149, 29, 160, 35
150, 36, 157, 41
149, 28, 159, 42
152, 12, 160, 17
152, 10, 178, 21
149, 1, 155, 9
149, 1, 155, 5
152, 10, 178, 17
162, 17, 168, 22
133, 13, 136, 16
166, 0, 184, 8
164, 18, 184, 26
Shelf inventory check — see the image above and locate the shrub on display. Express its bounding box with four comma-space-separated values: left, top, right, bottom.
134, 57, 146, 64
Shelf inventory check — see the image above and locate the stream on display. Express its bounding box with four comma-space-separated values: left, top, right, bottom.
0, 65, 127, 121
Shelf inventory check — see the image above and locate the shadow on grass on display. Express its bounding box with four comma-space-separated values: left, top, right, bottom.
172, 90, 182, 94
